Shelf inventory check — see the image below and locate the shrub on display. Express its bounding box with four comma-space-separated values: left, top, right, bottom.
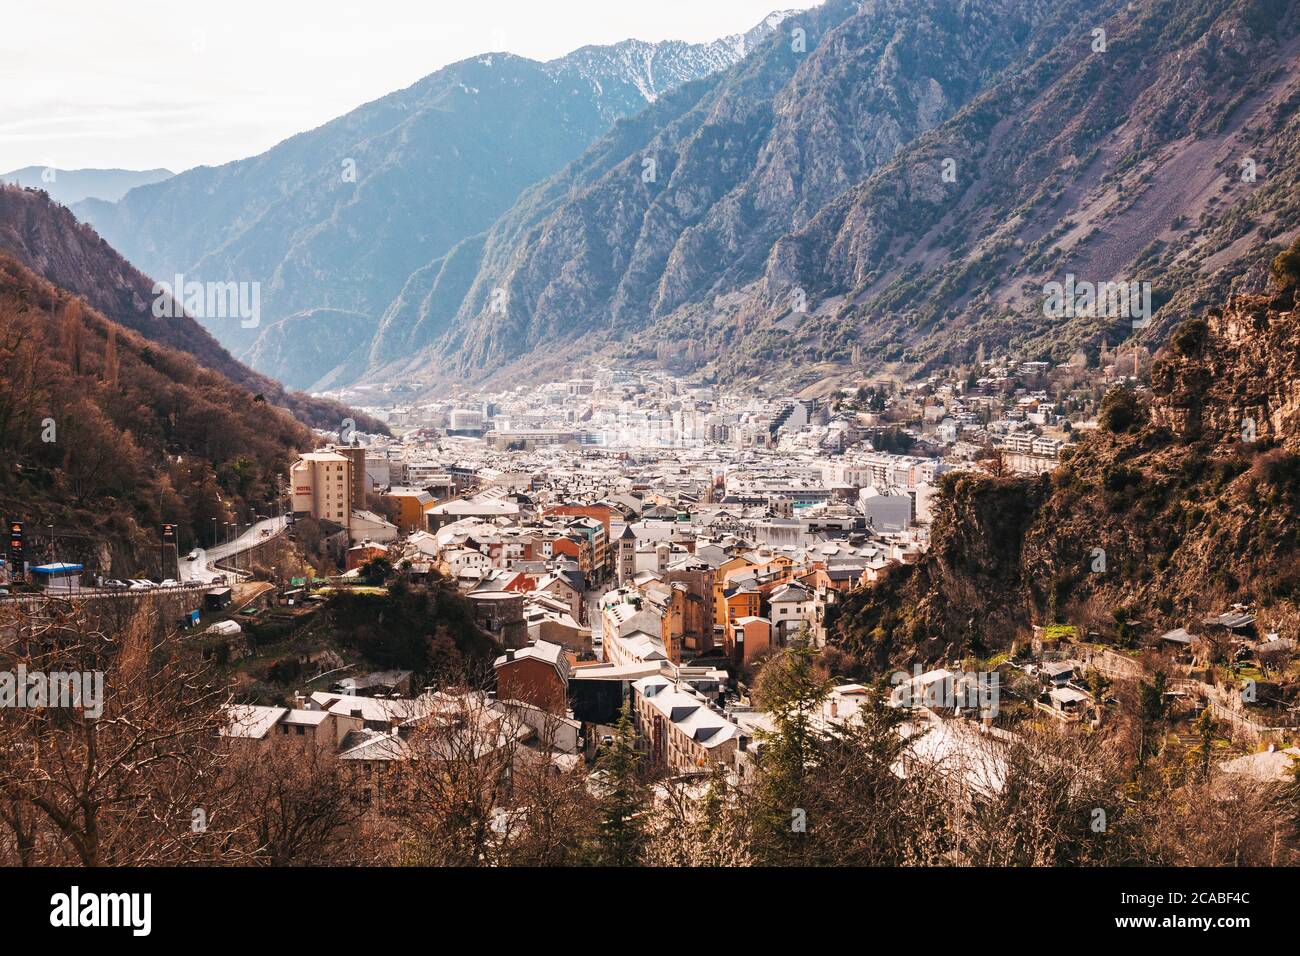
1098, 386, 1143, 433
1270, 235, 1300, 290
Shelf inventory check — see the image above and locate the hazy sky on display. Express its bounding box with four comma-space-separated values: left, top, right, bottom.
0, 0, 818, 174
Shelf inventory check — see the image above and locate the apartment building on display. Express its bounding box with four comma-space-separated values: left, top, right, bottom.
290, 451, 353, 531
631, 674, 742, 772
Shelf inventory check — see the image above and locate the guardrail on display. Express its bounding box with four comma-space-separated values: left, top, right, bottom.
0, 581, 217, 603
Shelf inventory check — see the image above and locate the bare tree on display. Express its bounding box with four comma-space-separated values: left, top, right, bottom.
390, 689, 524, 866
0, 598, 238, 866
223, 743, 376, 866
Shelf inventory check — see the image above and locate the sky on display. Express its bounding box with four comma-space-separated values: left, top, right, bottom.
0, 0, 819, 174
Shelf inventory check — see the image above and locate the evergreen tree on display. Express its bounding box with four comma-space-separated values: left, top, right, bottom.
749, 641, 832, 864
1137, 671, 1169, 767
593, 700, 647, 865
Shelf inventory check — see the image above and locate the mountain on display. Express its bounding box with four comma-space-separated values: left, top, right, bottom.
0, 166, 173, 205
73, 16, 790, 388
0, 185, 386, 434
375, 0, 1300, 393
833, 243, 1300, 670
0, 250, 311, 574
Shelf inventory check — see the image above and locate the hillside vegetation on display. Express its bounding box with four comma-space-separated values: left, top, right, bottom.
0, 253, 311, 573
834, 241, 1300, 668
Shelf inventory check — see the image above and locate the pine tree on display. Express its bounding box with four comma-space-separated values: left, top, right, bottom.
1137, 671, 1169, 767
593, 700, 647, 865
749, 641, 831, 864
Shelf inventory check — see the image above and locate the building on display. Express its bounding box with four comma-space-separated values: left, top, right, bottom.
767, 582, 812, 642
615, 524, 637, 584
428, 494, 522, 530
468, 590, 527, 647
631, 674, 741, 772
349, 509, 398, 545
29, 562, 83, 591
859, 487, 913, 532
290, 452, 353, 530
346, 542, 389, 572
383, 487, 436, 534
727, 615, 772, 668
333, 444, 368, 509
494, 641, 571, 716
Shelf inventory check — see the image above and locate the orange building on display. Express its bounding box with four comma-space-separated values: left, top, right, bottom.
726, 616, 772, 668
382, 487, 436, 534
723, 587, 761, 626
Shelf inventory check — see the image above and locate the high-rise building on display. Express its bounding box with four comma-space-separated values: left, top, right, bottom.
290, 452, 353, 530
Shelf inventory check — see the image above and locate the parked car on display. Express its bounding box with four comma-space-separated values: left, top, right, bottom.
128, 579, 155, 591
185, 550, 200, 561
103, 579, 129, 590
159, 579, 179, 588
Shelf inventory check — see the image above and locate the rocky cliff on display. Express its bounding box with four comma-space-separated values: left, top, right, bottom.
834, 262, 1300, 669
383, 0, 1300, 396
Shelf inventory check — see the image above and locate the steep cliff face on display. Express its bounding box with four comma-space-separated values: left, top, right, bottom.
739, 0, 1300, 384
1149, 292, 1300, 443
834, 279, 1300, 669
385, 0, 1300, 395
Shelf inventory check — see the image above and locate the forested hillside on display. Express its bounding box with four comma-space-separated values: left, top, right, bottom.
0, 253, 311, 573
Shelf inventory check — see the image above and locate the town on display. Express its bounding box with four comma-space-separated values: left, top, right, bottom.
7, 332, 1292, 872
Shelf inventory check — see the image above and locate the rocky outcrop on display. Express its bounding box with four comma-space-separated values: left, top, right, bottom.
834, 283, 1300, 667
1150, 289, 1300, 444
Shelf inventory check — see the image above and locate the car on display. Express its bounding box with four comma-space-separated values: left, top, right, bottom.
159, 579, 179, 588
103, 579, 129, 590
128, 579, 155, 591
185, 550, 200, 561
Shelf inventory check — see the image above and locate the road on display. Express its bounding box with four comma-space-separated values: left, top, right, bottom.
180, 516, 288, 585
0, 517, 287, 603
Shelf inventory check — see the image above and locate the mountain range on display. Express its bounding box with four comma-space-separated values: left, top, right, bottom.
389, 0, 1300, 394
0, 166, 173, 205
61, 0, 1300, 397
75, 14, 791, 389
